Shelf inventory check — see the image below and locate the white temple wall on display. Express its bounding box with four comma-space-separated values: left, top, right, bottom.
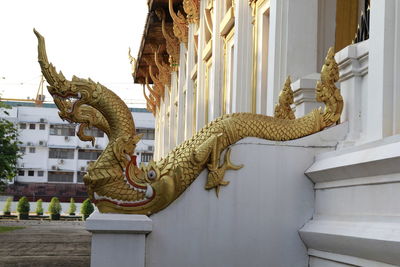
145, 125, 347, 267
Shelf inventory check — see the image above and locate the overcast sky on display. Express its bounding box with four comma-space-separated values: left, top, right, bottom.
0, 0, 148, 107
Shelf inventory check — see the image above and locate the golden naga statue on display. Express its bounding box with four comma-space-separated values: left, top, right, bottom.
34, 30, 342, 215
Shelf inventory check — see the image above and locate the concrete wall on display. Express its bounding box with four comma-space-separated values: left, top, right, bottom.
145, 124, 347, 267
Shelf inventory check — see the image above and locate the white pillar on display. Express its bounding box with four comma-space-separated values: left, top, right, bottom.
196, 0, 207, 131
176, 44, 187, 145
86, 211, 152, 267
169, 73, 177, 149
185, 24, 196, 139
367, 0, 400, 141
267, 0, 319, 115
232, 0, 253, 113
209, 0, 224, 119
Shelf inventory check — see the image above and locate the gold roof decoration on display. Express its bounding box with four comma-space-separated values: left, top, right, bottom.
183, 0, 200, 24
155, 8, 180, 70
153, 44, 172, 90
169, 0, 189, 47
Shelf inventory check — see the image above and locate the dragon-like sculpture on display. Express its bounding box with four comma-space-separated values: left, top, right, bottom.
34, 30, 342, 215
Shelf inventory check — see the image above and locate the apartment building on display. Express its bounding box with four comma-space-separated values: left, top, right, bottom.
0, 101, 154, 201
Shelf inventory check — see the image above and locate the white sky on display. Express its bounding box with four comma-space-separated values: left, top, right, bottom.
0, 0, 148, 107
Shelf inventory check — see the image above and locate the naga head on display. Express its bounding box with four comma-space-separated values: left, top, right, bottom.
34, 29, 103, 121
93, 154, 182, 215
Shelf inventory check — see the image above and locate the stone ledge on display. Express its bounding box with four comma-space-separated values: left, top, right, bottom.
299, 220, 400, 266
309, 249, 397, 267
85, 211, 152, 234
306, 135, 400, 184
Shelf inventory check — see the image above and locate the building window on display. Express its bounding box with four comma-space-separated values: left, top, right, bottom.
20, 147, 26, 154
29, 147, 36, 153
49, 124, 76, 136
78, 149, 102, 160
39, 124, 45, 130
28, 170, 34, 176
18, 170, 25, 176
19, 123, 27, 129
77, 171, 85, 183
136, 128, 155, 140
38, 171, 44, 177
84, 127, 104, 138
141, 153, 153, 163
29, 124, 36, 130
48, 171, 74, 183
49, 148, 74, 159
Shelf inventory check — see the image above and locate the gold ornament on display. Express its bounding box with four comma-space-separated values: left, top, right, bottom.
155, 8, 180, 69
274, 76, 295, 120
35, 30, 342, 216
183, 0, 200, 24
168, 0, 189, 47
153, 45, 172, 90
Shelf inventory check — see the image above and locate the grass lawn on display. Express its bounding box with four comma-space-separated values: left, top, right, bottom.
0, 226, 24, 233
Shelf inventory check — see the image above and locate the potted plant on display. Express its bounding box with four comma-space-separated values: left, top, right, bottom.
48, 197, 62, 220
17, 196, 30, 220
35, 199, 43, 216
3, 197, 12, 216
81, 199, 94, 220
68, 198, 76, 216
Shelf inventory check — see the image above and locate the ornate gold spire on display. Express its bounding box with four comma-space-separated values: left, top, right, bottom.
128, 47, 137, 75
153, 44, 172, 90
142, 84, 156, 115
168, 0, 188, 47
155, 8, 180, 70
274, 76, 295, 120
183, 0, 200, 24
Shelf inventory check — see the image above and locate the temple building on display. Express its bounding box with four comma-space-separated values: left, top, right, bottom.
104, 0, 399, 266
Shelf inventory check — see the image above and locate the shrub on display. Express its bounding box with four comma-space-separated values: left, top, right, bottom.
3, 197, 12, 214
48, 197, 62, 215
68, 198, 76, 215
81, 199, 94, 220
17, 197, 30, 214
35, 199, 43, 215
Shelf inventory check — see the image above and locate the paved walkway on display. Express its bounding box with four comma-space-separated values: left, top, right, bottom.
0, 220, 91, 267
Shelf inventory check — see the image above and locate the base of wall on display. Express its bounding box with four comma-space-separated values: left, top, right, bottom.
85, 211, 152, 267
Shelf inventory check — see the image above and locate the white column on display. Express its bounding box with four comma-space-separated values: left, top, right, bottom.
336, 41, 369, 145
367, 0, 400, 141
232, 0, 253, 113
267, 0, 319, 115
185, 24, 196, 139
86, 211, 152, 267
176, 44, 187, 145
195, 0, 206, 131
209, 0, 224, 119
169, 73, 177, 149
163, 89, 170, 156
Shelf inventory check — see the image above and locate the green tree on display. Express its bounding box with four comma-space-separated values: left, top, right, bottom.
81, 199, 94, 220
48, 197, 62, 215
0, 101, 21, 192
35, 199, 43, 215
17, 196, 30, 214
68, 198, 76, 215
3, 197, 12, 215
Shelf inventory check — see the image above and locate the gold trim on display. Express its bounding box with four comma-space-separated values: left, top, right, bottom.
202, 39, 213, 61
220, 6, 235, 36
251, 0, 270, 113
